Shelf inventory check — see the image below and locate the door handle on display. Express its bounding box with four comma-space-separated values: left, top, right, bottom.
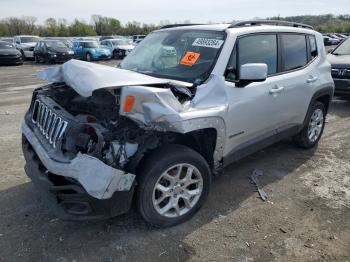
269, 85, 285, 94
307, 76, 318, 83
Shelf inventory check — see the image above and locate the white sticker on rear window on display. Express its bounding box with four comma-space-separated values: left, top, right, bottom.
192, 38, 224, 49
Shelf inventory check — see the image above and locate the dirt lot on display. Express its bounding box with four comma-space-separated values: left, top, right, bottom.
0, 60, 349, 262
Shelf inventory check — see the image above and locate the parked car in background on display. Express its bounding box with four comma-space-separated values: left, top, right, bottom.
100, 38, 134, 59
0, 37, 13, 43
328, 37, 350, 96
13, 35, 40, 59
73, 40, 112, 61
323, 35, 340, 46
0, 41, 23, 65
132, 35, 145, 43
44, 37, 73, 49
34, 40, 74, 63
334, 33, 348, 39
99, 35, 125, 41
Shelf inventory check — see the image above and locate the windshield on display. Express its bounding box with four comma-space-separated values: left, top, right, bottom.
111, 39, 132, 46
121, 30, 226, 83
333, 37, 350, 55
0, 42, 14, 49
20, 37, 39, 43
46, 41, 67, 48
84, 41, 99, 48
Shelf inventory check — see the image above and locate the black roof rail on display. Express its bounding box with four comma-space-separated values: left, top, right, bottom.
229, 20, 314, 30
160, 23, 205, 29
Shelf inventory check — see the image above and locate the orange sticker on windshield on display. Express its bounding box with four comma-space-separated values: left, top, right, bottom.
180, 52, 200, 66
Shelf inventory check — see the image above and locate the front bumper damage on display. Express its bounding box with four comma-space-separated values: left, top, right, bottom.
22, 121, 136, 220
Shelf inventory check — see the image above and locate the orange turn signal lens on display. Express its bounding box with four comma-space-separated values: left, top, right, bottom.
123, 95, 135, 113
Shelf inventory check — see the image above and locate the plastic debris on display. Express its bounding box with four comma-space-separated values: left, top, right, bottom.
250, 169, 268, 201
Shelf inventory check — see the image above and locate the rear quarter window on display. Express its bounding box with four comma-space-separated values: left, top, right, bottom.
308, 35, 318, 60
281, 34, 308, 71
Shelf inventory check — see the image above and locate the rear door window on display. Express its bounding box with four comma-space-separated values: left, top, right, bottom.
281, 34, 308, 71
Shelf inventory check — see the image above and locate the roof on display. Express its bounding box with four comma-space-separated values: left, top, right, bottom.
157, 22, 316, 34
158, 24, 230, 32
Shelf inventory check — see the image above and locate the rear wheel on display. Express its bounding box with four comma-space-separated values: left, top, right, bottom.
136, 145, 211, 227
294, 101, 326, 148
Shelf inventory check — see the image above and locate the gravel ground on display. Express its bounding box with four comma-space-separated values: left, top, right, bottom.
0, 59, 349, 262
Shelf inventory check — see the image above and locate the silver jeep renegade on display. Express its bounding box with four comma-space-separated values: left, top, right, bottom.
22, 20, 334, 227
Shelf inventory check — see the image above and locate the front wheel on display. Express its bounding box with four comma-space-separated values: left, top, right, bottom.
294, 101, 326, 148
136, 145, 211, 227
113, 50, 119, 59
85, 53, 92, 62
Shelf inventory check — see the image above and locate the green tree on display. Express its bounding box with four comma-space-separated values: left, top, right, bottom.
69, 19, 96, 36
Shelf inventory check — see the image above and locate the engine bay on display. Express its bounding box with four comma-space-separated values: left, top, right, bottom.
31, 83, 179, 173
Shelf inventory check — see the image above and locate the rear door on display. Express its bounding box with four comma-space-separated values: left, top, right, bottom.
273, 33, 319, 130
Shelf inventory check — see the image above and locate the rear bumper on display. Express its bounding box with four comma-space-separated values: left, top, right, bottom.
21, 120, 136, 220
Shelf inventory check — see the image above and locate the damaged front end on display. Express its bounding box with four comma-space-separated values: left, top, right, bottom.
22, 60, 227, 220
22, 82, 179, 219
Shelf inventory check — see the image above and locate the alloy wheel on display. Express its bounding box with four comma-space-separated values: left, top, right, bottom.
152, 163, 203, 218
308, 108, 324, 143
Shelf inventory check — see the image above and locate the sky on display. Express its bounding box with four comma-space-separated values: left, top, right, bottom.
0, 0, 350, 25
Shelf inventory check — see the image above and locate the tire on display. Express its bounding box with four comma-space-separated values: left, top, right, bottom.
85, 53, 92, 62
20, 50, 25, 60
117, 50, 124, 59
113, 50, 118, 59
294, 101, 326, 149
136, 144, 211, 227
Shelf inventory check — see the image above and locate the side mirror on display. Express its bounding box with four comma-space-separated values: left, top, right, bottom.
79, 45, 83, 49
328, 48, 334, 53
16, 41, 20, 44
239, 63, 268, 82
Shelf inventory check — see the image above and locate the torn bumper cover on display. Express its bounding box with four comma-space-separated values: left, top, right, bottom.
22, 121, 136, 219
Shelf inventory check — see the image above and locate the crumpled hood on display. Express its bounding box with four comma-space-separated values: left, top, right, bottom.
37, 59, 169, 97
